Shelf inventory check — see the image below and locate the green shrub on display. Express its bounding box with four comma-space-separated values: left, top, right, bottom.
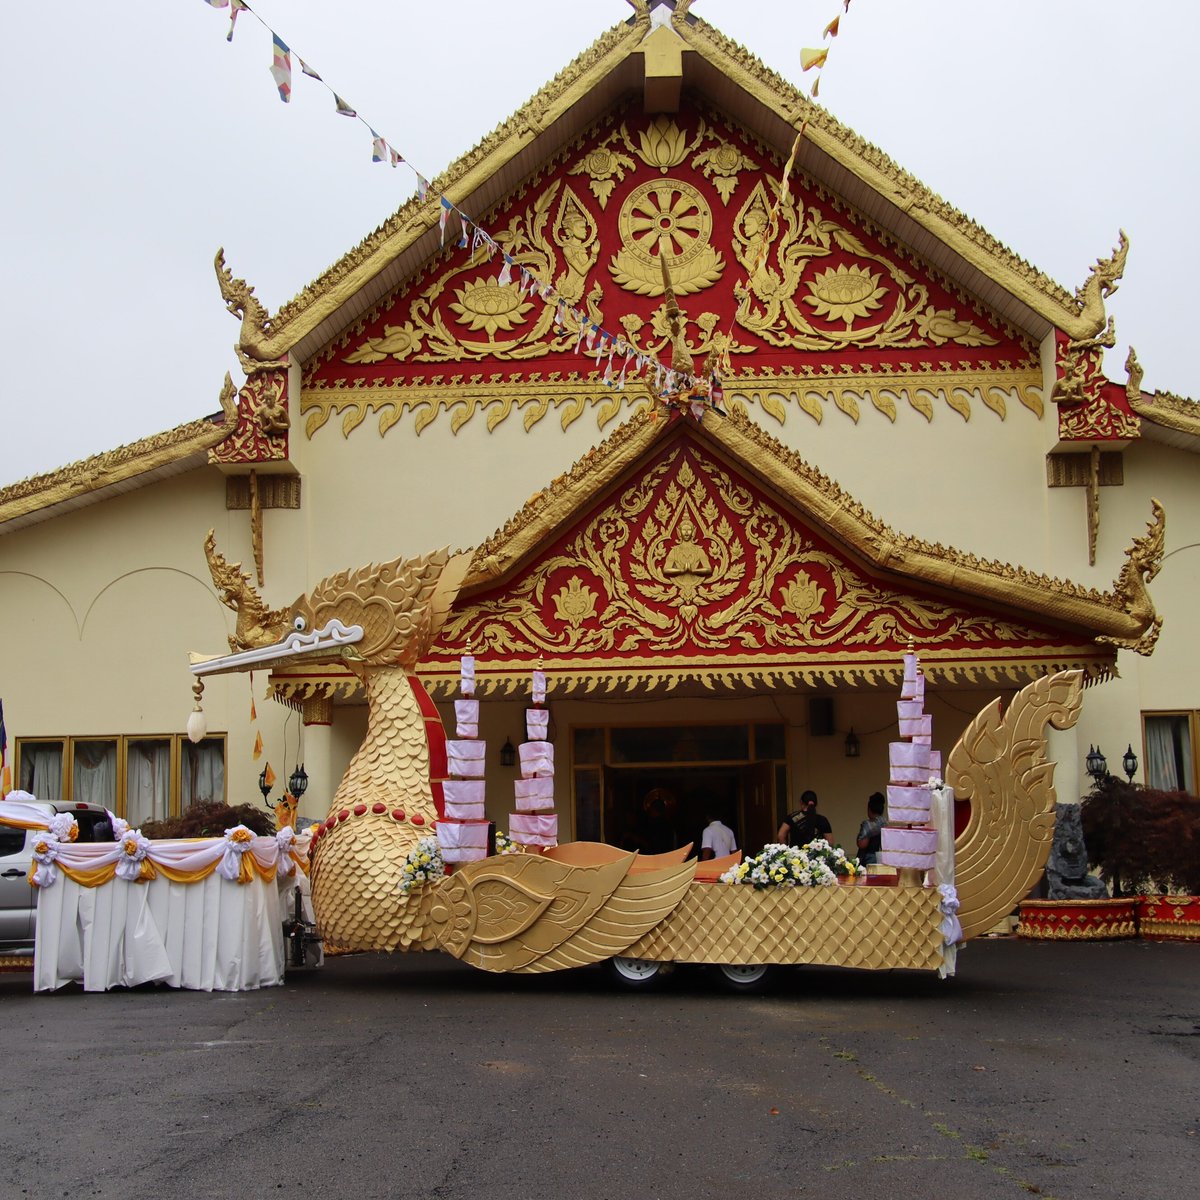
141, 801, 275, 840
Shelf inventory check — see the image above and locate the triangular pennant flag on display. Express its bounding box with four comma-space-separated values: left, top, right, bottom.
371, 132, 387, 163
498, 255, 514, 287
585, 323, 598, 351
204, 0, 229, 8
439, 197, 452, 246
270, 36, 292, 103
800, 47, 828, 71
333, 94, 357, 118
388, 147, 403, 168
458, 217, 470, 249
298, 57, 322, 81
824, 16, 840, 38
250, 693, 257, 722
416, 174, 430, 201
811, 75, 821, 99
253, 731, 264, 761
262, 762, 276, 790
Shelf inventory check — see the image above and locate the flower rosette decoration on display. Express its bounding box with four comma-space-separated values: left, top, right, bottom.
47, 813, 79, 843
115, 829, 153, 882
721, 839, 859, 889
30, 834, 61, 888
398, 837, 445, 895
217, 824, 258, 883
107, 812, 129, 842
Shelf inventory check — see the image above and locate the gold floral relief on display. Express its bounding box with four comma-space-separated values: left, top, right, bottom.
731, 180, 999, 353
444, 443, 1042, 660
569, 132, 637, 208
691, 139, 756, 205
345, 179, 603, 366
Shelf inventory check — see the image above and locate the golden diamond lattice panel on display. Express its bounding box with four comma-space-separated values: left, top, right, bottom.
624, 884, 944, 970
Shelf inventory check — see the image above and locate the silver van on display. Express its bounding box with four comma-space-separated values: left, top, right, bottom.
0, 800, 115, 951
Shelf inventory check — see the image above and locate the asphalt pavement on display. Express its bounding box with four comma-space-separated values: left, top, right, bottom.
1, 937, 1195, 1200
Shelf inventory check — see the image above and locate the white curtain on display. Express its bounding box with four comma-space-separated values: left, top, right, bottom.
72, 741, 117, 807
20, 742, 64, 799
182, 739, 225, 807
126, 740, 171, 826
1144, 716, 1193, 792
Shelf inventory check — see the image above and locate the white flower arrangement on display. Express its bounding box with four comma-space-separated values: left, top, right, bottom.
216, 824, 258, 882
721, 839, 860, 889
398, 837, 445, 895
493, 831, 521, 856
30, 834, 61, 888
46, 813, 79, 843
115, 829, 152, 881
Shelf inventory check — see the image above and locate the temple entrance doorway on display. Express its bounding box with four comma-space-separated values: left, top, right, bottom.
599, 762, 780, 856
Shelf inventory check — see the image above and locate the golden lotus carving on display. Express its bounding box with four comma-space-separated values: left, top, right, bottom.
627, 114, 701, 172
610, 179, 723, 297
552, 575, 599, 627
450, 279, 534, 335
732, 181, 999, 352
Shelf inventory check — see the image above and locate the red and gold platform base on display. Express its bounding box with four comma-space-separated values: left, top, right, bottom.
1017, 898, 1138, 940
1137, 895, 1200, 942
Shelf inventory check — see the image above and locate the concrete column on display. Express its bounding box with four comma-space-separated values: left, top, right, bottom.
299, 695, 335, 824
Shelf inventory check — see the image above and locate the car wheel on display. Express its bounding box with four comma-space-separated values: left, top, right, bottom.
606, 956, 674, 991
715, 963, 774, 993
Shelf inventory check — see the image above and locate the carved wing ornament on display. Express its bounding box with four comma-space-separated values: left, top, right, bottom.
949, 670, 1083, 940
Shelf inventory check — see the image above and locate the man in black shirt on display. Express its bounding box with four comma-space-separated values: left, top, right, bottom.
777, 790, 832, 847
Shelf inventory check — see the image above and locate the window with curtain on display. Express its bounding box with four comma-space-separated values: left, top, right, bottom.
18, 740, 64, 799
1143, 713, 1196, 792
126, 739, 172, 826
15, 734, 226, 818
71, 739, 118, 808
182, 737, 226, 807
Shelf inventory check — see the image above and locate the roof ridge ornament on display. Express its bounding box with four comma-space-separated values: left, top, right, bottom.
215, 247, 281, 365
1073, 230, 1128, 341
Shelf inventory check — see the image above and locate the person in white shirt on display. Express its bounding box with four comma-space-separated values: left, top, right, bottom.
699, 809, 737, 860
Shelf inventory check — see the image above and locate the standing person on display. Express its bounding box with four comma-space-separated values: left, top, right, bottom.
777, 790, 832, 847
856, 792, 887, 865
699, 807, 737, 861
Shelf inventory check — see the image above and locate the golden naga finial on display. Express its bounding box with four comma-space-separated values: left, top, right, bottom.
1098, 499, 1166, 657
1124, 345, 1144, 406
1074, 230, 1129, 340
203, 530, 291, 652
214, 248, 276, 363
216, 372, 239, 424
658, 247, 695, 377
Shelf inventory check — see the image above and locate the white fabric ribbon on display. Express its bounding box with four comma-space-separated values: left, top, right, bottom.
115, 830, 152, 881
274, 826, 298, 877
217, 824, 257, 882
938, 883, 963, 945
107, 811, 129, 841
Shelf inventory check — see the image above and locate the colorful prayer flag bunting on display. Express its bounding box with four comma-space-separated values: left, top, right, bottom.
227, 0, 247, 42
417, 174, 430, 201
298, 57, 322, 81
371, 131, 387, 163
270, 35, 292, 103
800, 47, 828, 71
333, 94, 357, 117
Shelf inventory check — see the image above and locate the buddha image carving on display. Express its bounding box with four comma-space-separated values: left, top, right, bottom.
663, 518, 713, 599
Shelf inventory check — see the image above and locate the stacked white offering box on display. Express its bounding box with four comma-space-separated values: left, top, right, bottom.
879, 650, 939, 874
437, 656, 490, 863
510, 672, 557, 848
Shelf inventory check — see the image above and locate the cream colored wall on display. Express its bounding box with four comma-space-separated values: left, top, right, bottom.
0, 468, 301, 812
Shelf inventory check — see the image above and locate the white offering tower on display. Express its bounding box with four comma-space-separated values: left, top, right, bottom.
879, 645, 941, 880
437, 653, 490, 863
509, 666, 558, 849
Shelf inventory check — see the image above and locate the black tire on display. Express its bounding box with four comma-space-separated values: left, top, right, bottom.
605, 955, 674, 991
715, 963, 774, 993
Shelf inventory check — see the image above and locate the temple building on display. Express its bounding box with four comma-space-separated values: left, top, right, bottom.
1, 3, 1196, 853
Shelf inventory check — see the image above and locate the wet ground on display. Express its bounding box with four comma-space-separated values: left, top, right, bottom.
1, 937, 1196, 1199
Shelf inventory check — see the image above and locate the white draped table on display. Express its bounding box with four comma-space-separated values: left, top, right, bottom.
34, 869, 291, 992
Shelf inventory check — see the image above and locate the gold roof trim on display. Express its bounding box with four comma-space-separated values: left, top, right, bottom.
237, 6, 1106, 364
464, 404, 1161, 650
673, 13, 1099, 340
0, 376, 238, 532
1131, 390, 1200, 440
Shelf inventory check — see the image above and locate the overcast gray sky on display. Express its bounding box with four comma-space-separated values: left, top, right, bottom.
2, 1, 1196, 488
